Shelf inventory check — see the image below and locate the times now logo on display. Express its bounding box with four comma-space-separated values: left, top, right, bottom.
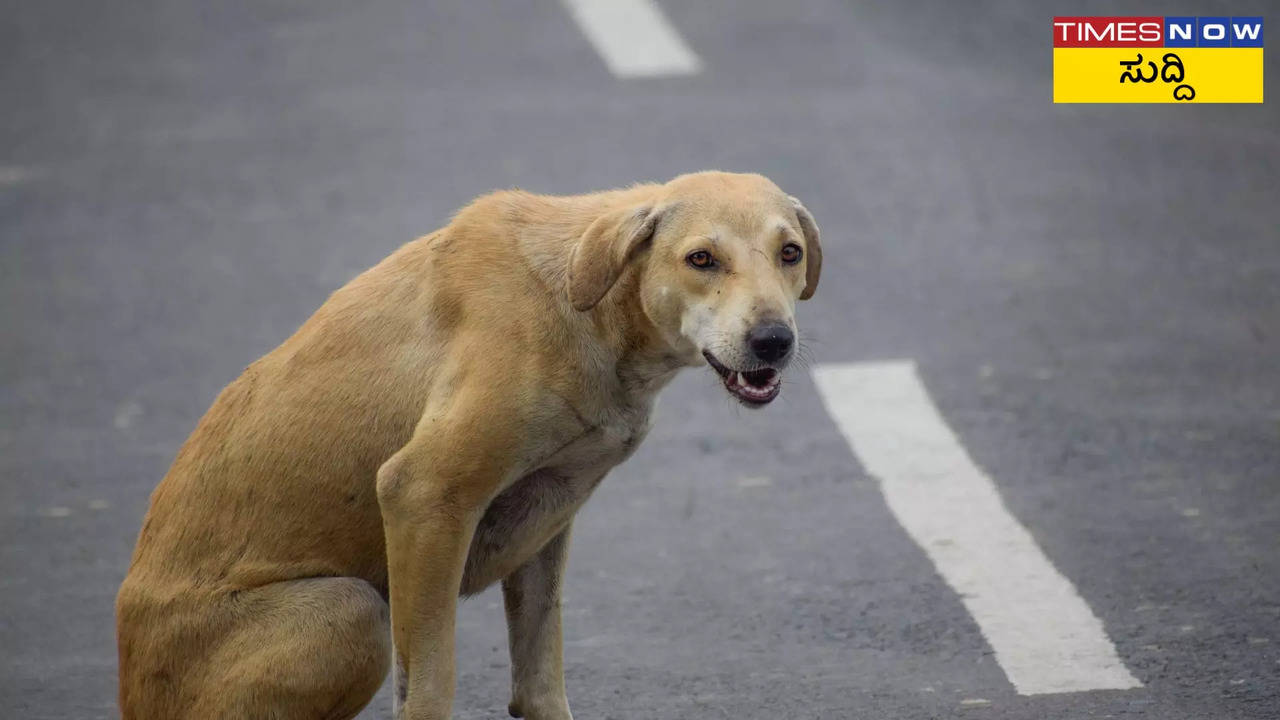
1053, 16, 1264, 47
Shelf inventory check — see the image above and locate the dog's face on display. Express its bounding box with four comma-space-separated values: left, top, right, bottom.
568, 172, 821, 406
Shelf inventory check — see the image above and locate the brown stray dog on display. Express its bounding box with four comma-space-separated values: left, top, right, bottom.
116, 171, 821, 719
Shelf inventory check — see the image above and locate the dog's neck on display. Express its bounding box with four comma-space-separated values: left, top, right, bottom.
512, 193, 690, 404
595, 268, 689, 396
543, 268, 670, 407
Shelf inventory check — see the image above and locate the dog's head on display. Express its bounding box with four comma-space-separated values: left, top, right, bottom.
568, 171, 821, 406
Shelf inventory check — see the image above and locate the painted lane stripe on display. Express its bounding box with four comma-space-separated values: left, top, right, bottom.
812, 361, 1141, 695
561, 0, 701, 78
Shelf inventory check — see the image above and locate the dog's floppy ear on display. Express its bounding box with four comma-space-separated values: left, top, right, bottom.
790, 196, 822, 301
568, 205, 660, 311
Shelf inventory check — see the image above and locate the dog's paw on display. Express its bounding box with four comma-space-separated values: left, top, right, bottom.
508, 697, 573, 720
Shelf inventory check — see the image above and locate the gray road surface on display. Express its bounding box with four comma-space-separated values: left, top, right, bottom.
2, 1, 1278, 718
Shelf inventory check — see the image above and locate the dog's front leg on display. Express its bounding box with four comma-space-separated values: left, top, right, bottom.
503, 524, 574, 720
378, 404, 525, 720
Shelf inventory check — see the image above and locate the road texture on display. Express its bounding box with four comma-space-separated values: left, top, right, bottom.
2, 1, 1278, 718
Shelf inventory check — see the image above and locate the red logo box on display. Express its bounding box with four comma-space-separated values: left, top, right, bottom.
1053, 16, 1164, 47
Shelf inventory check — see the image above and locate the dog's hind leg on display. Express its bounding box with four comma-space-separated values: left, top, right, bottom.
186, 576, 391, 720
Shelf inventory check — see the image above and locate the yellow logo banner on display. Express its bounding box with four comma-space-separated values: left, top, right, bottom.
1054, 48, 1263, 103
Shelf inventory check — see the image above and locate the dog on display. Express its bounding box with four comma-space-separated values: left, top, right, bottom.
115, 170, 821, 719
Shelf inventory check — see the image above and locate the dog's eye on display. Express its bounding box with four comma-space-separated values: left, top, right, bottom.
686, 250, 716, 269
780, 243, 803, 264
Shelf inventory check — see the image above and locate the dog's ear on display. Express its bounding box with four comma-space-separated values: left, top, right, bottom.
568, 205, 660, 311
790, 196, 822, 301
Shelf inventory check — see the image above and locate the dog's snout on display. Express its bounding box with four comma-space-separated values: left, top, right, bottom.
747, 323, 793, 364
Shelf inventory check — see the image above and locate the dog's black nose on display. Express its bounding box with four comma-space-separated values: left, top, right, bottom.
747, 323, 794, 363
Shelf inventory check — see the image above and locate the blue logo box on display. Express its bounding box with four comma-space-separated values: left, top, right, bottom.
1163, 16, 1263, 47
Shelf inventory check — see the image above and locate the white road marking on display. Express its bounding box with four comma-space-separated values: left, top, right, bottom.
812, 360, 1141, 695
560, 0, 701, 78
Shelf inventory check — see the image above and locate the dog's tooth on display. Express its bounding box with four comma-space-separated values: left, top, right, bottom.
736, 372, 745, 387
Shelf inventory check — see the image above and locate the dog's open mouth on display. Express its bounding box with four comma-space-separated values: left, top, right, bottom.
703, 351, 781, 406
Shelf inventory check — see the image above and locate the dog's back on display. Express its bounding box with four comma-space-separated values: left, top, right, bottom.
115, 236, 437, 713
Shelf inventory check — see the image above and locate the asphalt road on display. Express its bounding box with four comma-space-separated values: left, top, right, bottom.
3, 1, 1279, 718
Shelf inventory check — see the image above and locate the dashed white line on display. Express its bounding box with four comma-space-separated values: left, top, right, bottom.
813, 360, 1141, 695
561, 0, 701, 78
